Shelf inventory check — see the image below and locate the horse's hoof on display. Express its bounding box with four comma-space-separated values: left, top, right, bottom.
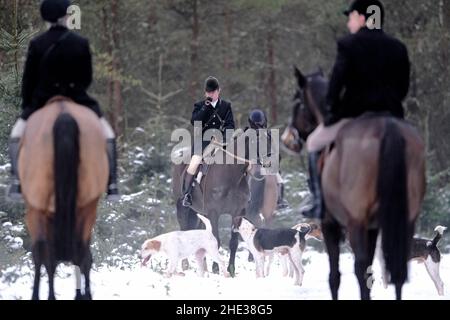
75, 289, 83, 300
227, 265, 235, 278
83, 292, 92, 300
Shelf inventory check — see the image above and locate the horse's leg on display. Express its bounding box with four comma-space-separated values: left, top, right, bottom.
44, 240, 57, 300
322, 219, 342, 300
74, 265, 83, 300
228, 209, 244, 277
31, 240, 45, 300
81, 246, 93, 300
348, 222, 371, 300
227, 230, 239, 277
26, 209, 47, 300
210, 212, 220, 274
77, 200, 99, 300
366, 229, 379, 293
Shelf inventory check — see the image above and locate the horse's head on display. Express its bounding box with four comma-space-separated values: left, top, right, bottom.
281, 66, 328, 155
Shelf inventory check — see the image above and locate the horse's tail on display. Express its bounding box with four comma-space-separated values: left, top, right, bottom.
196, 214, 212, 233
53, 112, 80, 261
377, 119, 409, 285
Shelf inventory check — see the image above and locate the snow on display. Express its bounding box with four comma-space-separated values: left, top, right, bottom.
119, 191, 146, 202
1, 249, 449, 300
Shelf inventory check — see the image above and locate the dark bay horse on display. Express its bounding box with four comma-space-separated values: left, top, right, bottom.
19, 97, 108, 300
281, 67, 426, 300
172, 130, 272, 276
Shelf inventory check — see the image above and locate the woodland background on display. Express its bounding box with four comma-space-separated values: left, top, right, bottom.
0, 0, 449, 271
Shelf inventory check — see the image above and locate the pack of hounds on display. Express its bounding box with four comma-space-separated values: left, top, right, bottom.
141, 216, 447, 296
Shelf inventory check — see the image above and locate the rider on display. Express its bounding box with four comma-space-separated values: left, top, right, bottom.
182, 76, 235, 207
7, 0, 119, 201
301, 0, 410, 219
247, 109, 289, 210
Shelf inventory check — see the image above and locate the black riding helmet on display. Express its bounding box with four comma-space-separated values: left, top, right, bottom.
248, 109, 267, 129
40, 0, 71, 23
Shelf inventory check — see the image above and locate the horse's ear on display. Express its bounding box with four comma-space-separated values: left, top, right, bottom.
293, 65, 306, 88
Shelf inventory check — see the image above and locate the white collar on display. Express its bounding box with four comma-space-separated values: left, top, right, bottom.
211, 99, 219, 108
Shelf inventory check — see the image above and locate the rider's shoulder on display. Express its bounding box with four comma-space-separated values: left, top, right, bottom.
194, 100, 204, 108
220, 99, 232, 108
383, 33, 408, 53
336, 34, 355, 51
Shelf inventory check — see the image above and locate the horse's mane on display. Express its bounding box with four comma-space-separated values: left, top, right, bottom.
306, 71, 329, 117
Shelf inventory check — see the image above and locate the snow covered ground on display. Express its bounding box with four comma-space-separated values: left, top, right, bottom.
1, 248, 449, 300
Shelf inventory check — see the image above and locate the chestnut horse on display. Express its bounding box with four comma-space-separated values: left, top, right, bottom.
282, 67, 426, 300
19, 97, 108, 300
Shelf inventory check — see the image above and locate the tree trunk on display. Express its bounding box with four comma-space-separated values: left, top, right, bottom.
223, 2, 232, 71
190, 0, 199, 101
266, 28, 277, 123
110, 0, 123, 136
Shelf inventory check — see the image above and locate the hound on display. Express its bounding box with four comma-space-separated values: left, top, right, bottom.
232, 216, 310, 286
141, 214, 229, 278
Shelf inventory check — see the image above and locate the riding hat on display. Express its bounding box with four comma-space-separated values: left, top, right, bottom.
248, 109, 267, 129
40, 0, 71, 23
343, 0, 384, 21
205, 76, 220, 93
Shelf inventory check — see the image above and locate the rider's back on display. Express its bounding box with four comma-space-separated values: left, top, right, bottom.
329, 28, 410, 120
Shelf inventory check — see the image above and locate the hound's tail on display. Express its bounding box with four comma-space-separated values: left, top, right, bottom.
197, 214, 212, 233
431, 225, 447, 247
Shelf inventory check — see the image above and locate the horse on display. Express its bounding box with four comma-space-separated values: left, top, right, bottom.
172, 128, 273, 277
246, 164, 278, 228
18, 97, 108, 300
281, 67, 426, 300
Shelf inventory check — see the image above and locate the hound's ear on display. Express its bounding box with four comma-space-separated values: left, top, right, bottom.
150, 240, 161, 251
294, 65, 307, 88
233, 216, 243, 228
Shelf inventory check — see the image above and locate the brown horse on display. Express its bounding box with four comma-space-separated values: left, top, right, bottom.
281, 67, 426, 300
172, 130, 272, 276
19, 97, 108, 300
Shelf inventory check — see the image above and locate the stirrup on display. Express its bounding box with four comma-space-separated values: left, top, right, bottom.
182, 193, 192, 207
106, 183, 120, 201
300, 201, 323, 220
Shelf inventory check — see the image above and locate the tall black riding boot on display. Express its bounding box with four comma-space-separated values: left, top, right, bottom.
182, 173, 195, 207
106, 138, 120, 201
7, 138, 23, 201
300, 151, 324, 219
276, 183, 289, 210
